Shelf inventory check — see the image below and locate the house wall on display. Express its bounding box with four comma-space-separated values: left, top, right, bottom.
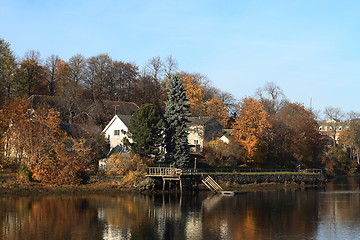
188, 125, 204, 152
104, 118, 128, 149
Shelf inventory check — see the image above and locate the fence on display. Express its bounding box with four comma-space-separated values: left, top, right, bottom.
147, 167, 323, 176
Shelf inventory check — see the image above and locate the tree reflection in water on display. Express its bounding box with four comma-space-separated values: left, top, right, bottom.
0, 178, 360, 240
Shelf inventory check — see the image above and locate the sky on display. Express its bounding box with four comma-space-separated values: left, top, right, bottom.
1, 0, 360, 115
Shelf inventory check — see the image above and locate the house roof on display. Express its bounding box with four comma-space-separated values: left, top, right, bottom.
60, 123, 102, 138
118, 115, 132, 127
102, 115, 132, 133
188, 116, 214, 126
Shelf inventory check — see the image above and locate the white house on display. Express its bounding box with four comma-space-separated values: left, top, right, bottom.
102, 115, 132, 149
102, 115, 224, 154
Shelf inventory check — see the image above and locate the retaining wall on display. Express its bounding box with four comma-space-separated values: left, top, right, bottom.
208, 173, 327, 185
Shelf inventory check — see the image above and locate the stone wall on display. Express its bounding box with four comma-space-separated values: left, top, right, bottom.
208, 173, 327, 185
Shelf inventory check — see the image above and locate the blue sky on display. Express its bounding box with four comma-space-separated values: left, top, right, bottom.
1, 0, 360, 115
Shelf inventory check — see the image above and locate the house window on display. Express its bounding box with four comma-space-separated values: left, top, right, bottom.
319, 127, 322, 131
114, 130, 121, 135
194, 140, 199, 145
339, 127, 342, 130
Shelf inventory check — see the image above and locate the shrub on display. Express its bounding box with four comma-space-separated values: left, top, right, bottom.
105, 153, 154, 186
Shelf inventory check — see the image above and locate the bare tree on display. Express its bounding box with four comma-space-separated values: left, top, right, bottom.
145, 56, 164, 81
24, 50, 41, 63
347, 111, 360, 121
164, 55, 178, 79
68, 54, 87, 85
255, 82, 286, 116
45, 54, 61, 95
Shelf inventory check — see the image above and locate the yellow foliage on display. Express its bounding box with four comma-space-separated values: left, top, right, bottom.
121, 170, 143, 187
205, 97, 228, 126
106, 153, 153, 176
182, 74, 206, 115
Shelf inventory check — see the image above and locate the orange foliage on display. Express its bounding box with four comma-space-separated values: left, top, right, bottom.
179, 73, 229, 124
2, 99, 90, 184
182, 74, 206, 115
204, 97, 228, 126
232, 98, 272, 163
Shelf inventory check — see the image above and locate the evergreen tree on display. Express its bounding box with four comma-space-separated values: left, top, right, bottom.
164, 76, 191, 168
0, 39, 17, 104
123, 104, 163, 160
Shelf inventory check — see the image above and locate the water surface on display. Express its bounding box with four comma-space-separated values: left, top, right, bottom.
1, 177, 359, 240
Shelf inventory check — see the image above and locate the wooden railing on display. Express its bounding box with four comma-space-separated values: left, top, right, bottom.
147, 167, 182, 177
147, 167, 323, 176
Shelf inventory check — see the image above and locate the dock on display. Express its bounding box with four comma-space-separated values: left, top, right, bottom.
147, 167, 239, 194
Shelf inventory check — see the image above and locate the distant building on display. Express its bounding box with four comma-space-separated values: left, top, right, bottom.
188, 117, 223, 153
318, 118, 347, 144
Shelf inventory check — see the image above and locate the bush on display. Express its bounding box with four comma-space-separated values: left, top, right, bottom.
204, 139, 245, 166
105, 153, 154, 187
17, 164, 32, 183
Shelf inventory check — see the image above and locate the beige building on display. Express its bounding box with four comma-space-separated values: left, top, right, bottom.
188, 117, 223, 153
318, 119, 347, 144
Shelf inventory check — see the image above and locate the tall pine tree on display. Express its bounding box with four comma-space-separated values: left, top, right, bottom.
123, 104, 163, 160
164, 76, 191, 168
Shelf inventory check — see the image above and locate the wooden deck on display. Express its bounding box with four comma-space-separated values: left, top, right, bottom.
147, 167, 229, 193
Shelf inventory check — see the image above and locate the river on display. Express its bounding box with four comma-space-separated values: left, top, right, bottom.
1, 177, 359, 240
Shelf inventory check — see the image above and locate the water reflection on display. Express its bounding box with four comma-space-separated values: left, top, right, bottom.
1, 178, 360, 240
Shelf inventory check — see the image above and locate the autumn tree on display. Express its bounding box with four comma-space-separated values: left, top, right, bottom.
181, 73, 206, 115
13, 51, 47, 97
179, 72, 229, 125
0, 98, 29, 166
232, 98, 272, 164
133, 74, 165, 112
342, 120, 360, 166
111, 60, 139, 102
2, 101, 91, 184
204, 97, 229, 126
271, 102, 323, 168
123, 104, 163, 160
164, 76, 191, 168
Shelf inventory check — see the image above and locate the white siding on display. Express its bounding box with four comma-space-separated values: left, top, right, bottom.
103, 116, 128, 149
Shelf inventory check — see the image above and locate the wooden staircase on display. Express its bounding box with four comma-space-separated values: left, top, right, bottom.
202, 175, 224, 193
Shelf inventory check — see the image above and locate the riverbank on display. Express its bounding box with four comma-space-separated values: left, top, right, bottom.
0, 172, 130, 196
0, 171, 327, 196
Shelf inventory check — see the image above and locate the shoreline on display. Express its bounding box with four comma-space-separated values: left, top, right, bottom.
0, 179, 326, 197
0, 171, 329, 196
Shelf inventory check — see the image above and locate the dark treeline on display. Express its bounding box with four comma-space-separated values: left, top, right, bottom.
0, 39, 236, 127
